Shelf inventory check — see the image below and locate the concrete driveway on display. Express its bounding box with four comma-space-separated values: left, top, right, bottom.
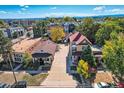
41, 44, 77, 88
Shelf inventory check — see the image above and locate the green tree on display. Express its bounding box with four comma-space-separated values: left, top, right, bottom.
26, 32, 31, 37
0, 20, 8, 28
63, 16, 75, 22
23, 52, 32, 68
0, 30, 13, 64
0, 26, 17, 83
33, 20, 48, 38
81, 45, 96, 67
47, 17, 57, 23
102, 32, 124, 81
77, 59, 90, 79
95, 21, 123, 46
76, 17, 100, 43
12, 32, 18, 38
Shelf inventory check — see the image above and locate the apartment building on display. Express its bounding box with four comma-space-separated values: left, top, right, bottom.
5, 27, 25, 38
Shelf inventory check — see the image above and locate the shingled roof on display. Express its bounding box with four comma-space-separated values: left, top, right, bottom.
69, 32, 92, 45
32, 39, 57, 56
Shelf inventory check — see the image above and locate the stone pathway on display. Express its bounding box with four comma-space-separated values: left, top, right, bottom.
40, 44, 77, 88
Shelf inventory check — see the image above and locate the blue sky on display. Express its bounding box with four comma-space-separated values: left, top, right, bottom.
0, 5, 124, 18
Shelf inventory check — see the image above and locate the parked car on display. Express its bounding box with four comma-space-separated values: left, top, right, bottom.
116, 82, 124, 88
94, 82, 110, 88
11, 81, 27, 88
0, 83, 11, 88
107, 82, 117, 88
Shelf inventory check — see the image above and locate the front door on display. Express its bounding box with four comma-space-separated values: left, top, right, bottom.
39, 58, 44, 65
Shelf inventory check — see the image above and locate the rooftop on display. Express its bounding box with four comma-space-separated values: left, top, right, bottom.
69, 32, 92, 45
12, 38, 41, 53
32, 40, 57, 56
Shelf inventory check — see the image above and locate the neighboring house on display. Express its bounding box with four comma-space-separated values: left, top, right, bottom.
12, 38, 57, 68
68, 32, 92, 74
5, 27, 25, 38
32, 40, 57, 69
12, 38, 41, 63
62, 22, 75, 33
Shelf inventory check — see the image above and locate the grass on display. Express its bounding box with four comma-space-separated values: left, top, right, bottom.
23, 73, 48, 86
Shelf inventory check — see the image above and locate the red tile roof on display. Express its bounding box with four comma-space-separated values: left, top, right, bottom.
69, 32, 92, 45
32, 40, 57, 56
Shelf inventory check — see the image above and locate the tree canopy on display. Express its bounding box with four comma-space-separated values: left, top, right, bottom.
102, 32, 124, 81
23, 52, 32, 68
95, 21, 123, 46
33, 20, 48, 38
77, 59, 90, 79
81, 45, 96, 67
50, 26, 65, 42
76, 17, 100, 43
0, 30, 12, 63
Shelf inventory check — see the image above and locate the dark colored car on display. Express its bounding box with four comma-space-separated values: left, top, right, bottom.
11, 81, 27, 88
0, 83, 11, 88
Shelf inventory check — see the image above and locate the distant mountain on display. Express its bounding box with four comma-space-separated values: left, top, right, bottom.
1, 14, 124, 21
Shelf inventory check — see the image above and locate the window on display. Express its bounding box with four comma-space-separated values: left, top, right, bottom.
82, 45, 88, 51
70, 66, 77, 70
15, 58, 21, 62
47, 58, 49, 61
72, 45, 77, 52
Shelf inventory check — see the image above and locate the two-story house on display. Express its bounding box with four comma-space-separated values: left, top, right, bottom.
68, 32, 92, 74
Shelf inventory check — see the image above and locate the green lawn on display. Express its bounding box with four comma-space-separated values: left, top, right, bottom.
23, 73, 48, 86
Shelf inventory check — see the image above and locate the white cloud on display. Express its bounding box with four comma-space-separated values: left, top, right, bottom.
25, 6, 29, 8
21, 8, 27, 11
0, 11, 7, 14
17, 11, 25, 14
17, 10, 32, 15
20, 5, 25, 7
51, 7, 57, 10
20, 5, 29, 8
105, 8, 124, 13
93, 6, 105, 11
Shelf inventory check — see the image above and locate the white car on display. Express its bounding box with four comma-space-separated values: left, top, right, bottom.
94, 82, 110, 88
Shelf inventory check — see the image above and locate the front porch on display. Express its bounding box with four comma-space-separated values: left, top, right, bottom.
32, 53, 53, 71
